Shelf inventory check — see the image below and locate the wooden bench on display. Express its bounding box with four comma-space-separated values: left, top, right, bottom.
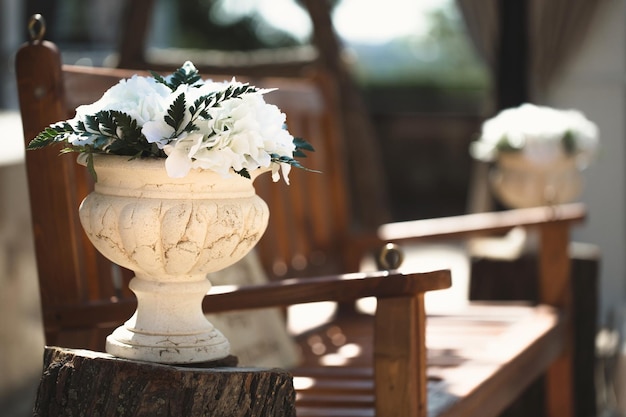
16, 22, 591, 417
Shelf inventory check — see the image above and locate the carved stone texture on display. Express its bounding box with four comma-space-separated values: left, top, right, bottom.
76, 154, 271, 363
79, 155, 270, 278
34, 347, 296, 417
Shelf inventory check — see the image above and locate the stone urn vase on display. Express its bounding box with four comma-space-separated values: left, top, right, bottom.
78, 155, 269, 364
490, 153, 583, 208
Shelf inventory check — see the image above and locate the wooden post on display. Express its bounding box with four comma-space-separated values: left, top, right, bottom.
301, 0, 392, 228
538, 221, 574, 417
33, 347, 296, 417
375, 295, 427, 417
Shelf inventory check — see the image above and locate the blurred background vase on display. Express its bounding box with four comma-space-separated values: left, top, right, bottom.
490, 152, 583, 208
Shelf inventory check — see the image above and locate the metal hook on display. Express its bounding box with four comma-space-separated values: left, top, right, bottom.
28, 14, 46, 42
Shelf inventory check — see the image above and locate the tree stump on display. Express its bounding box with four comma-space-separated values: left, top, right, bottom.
33, 346, 296, 417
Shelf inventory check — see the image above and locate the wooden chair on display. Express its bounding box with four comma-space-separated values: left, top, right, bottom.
16, 24, 592, 417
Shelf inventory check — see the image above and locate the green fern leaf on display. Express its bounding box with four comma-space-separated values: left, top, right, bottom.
95, 111, 117, 137
235, 168, 251, 179
27, 122, 75, 150
165, 93, 187, 133
168, 65, 201, 90
151, 71, 170, 89
294, 137, 315, 153
28, 132, 57, 149
110, 111, 142, 141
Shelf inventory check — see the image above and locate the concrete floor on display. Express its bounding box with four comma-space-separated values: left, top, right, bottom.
0, 160, 44, 417
0, 111, 43, 416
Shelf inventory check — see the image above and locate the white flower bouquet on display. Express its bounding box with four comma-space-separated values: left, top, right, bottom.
470, 103, 599, 166
28, 61, 314, 182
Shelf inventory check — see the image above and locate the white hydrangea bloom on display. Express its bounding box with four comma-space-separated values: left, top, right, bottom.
167, 91, 296, 182
470, 103, 599, 165
163, 132, 204, 178
142, 83, 206, 148
69, 75, 171, 147
34, 60, 308, 182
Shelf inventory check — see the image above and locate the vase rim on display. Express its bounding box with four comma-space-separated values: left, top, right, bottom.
78, 153, 270, 181
496, 151, 584, 170
78, 154, 270, 199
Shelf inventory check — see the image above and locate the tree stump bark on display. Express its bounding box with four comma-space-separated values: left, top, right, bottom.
33, 346, 296, 417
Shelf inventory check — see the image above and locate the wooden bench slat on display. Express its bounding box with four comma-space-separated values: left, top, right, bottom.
295, 407, 375, 417
378, 203, 586, 241
296, 393, 374, 407
205, 269, 452, 312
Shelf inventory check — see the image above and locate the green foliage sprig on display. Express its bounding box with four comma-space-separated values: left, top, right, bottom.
27, 61, 316, 182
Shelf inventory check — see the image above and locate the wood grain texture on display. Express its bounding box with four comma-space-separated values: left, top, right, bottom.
205, 269, 451, 312
41, 270, 452, 328
34, 347, 295, 417
539, 222, 574, 417
288, 303, 566, 417
378, 203, 585, 242
375, 295, 427, 417
428, 305, 564, 417
15, 40, 113, 347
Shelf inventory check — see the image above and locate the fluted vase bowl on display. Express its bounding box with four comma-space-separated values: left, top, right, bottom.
490, 153, 583, 208
78, 155, 269, 364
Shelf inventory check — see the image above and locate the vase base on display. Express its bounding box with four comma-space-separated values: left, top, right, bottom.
105, 326, 231, 364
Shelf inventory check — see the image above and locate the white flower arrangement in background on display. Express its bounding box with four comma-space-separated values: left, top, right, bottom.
470, 103, 599, 166
28, 61, 314, 182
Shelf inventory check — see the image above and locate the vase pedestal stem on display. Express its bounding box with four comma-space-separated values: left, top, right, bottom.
105, 275, 230, 364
